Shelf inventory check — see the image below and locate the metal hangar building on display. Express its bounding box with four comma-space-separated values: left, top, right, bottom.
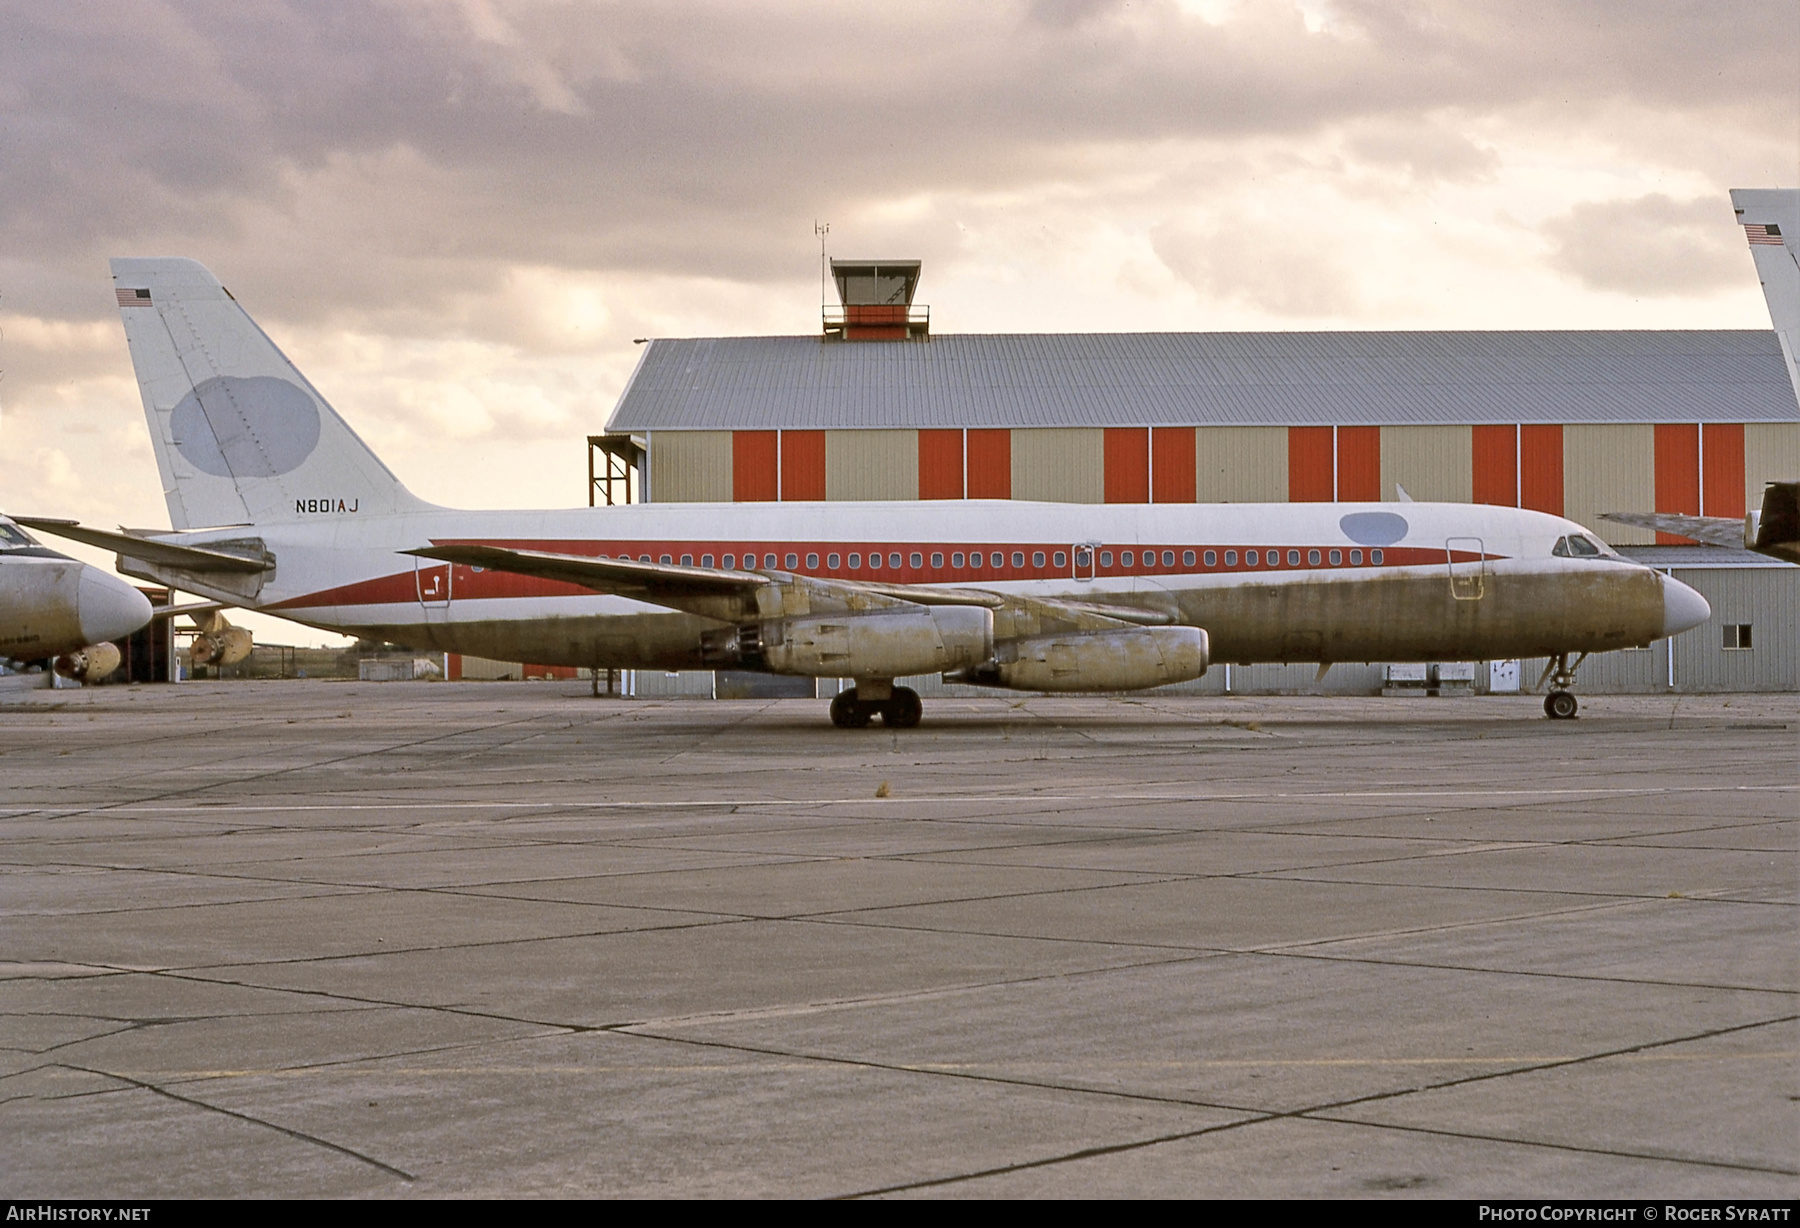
600, 260, 1799, 697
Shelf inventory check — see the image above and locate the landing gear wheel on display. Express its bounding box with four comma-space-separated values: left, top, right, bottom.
1545, 690, 1578, 720
881, 687, 923, 729
831, 689, 874, 729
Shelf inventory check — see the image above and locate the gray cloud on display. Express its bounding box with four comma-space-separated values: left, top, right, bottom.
1542, 193, 1748, 296
1152, 216, 1361, 317
1, 0, 1791, 329
1344, 118, 1498, 183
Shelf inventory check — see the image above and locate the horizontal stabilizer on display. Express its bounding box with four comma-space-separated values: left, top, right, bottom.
15, 518, 273, 573
1598, 511, 1745, 549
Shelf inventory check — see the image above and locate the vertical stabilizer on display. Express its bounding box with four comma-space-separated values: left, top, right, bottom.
110, 258, 429, 530
1730, 188, 1800, 406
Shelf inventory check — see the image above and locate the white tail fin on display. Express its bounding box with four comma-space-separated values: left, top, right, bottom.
110, 257, 428, 529
1730, 188, 1800, 407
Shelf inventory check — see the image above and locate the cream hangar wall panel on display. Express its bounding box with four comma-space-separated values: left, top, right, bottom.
824, 429, 918, 501
1564, 424, 1655, 545
1380, 425, 1471, 504
1744, 423, 1800, 515
648, 430, 732, 503
1011, 428, 1105, 503
1194, 427, 1287, 502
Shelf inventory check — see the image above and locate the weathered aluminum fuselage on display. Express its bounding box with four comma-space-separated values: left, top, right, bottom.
114, 499, 1692, 679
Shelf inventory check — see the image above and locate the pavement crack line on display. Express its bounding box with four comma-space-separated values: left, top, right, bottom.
114, 1030, 575, 1091
129, 966, 638, 1035
654, 701, 783, 765
136, 913, 759, 978
1294, 1112, 1799, 1179
1238, 870, 1797, 909
783, 886, 1709, 963
820, 1011, 1800, 1197
53, 1062, 417, 1182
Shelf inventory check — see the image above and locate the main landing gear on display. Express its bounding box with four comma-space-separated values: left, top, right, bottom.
830, 684, 923, 729
1539, 651, 1588, 720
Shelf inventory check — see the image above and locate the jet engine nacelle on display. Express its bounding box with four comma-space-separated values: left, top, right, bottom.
987, 626, 1210, 692
705, 606, 994, 678
53, 641, 122, 684
190, 615, 253, 667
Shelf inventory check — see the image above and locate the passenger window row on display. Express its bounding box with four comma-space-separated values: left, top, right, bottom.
593, 547, 1385, 573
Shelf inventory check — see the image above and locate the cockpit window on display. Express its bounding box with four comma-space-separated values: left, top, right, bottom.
0, 522, 38, 550
1551, 534, 1603, 558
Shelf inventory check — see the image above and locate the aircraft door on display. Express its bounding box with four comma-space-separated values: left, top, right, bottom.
1072, 541, 1099, 582
1446, 537, 1485, 600
415, 558, 453, 626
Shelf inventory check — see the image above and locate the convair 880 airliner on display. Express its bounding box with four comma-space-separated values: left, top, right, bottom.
26, 258, 1713, 726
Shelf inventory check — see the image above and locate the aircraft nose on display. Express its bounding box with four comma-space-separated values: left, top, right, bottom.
1659, 573, 1711, 638
78, 568, 153, 646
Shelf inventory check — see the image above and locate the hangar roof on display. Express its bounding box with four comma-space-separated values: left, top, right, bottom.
606, 330, 1799, 432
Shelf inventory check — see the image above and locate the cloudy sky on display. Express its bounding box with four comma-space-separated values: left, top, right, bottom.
3, 0, 1796, 644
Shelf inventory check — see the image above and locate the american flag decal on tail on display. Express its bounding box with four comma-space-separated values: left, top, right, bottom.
115, 287, 152, 306
1743, 223, 1784, 247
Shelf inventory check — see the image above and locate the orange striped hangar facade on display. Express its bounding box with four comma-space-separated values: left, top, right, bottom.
615, 340, 1795, 545
610, 193, 1800, 555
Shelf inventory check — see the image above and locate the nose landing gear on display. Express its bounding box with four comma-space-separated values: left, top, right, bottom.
829, 683, 923, 729
1538, 651, 1587, 720
1544, 690, 1579, 719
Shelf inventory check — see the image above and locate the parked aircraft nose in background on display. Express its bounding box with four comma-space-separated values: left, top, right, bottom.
0, 515, 152, 682
1659, 573, 1711, 639
76, 565, 155, 646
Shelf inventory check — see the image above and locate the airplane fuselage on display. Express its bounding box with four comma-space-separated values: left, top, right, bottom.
124, 499, 1680, 673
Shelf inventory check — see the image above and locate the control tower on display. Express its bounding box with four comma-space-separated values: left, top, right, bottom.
823, 259, 929, 341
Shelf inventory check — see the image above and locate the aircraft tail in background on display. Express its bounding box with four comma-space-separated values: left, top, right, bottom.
1730, 188, 1800, 405
110, 257, 429, 530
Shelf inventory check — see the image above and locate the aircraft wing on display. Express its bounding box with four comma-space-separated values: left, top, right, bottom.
1602, 481, 1798, 564
14, 517, 273, 573
845, 580, 1174, 625
1599, 511, 1746, 549
407, 544, 1163, 630
154, 599, 233, 618
411, 543, 769, 597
